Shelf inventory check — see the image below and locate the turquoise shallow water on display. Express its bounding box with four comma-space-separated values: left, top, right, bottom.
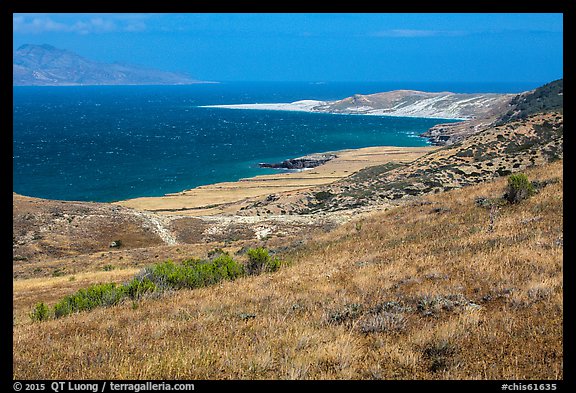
12, 81, 538, 202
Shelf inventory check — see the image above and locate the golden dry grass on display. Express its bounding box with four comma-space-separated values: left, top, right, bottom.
13, 160, 563, 380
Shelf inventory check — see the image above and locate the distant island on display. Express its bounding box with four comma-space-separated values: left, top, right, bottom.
13, 44, 209, 86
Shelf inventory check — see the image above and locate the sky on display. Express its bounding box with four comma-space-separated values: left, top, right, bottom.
12, 13, 563, 83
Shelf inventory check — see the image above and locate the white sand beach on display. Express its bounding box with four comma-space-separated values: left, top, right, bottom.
199, 99, 326, 112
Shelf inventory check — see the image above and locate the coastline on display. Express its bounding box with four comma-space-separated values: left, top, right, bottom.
199, 100, 469, 120
115, 145, 437, 216
118, 101, 453, 215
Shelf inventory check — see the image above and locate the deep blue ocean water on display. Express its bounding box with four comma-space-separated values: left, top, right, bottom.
13, 81, 540, 202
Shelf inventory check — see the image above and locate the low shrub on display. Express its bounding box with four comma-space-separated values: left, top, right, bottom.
212, 253, 246, 280
53, 283, 125, 318
423, 340, 457, 372
504, 173, 535, 204
326, 303, 363, 325
34, 248, 281, 321
314, 191, 333, 202
207, 248, 226, 259
245, 247, 282, 275
30, 302, 50, 322
149, 255, 245, 290
124, 277, 156, 300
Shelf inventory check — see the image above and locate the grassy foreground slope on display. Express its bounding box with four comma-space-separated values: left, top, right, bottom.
13, 159, 562, 379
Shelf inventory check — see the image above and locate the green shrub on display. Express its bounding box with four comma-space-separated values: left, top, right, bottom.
181, 258, 204, 267
124, 277, 156, 300
149, 260, 188, 289
52, 268, 66, 277
36, 251, 258, 321
51, 276, 157, 319
266, 256, 282, 272
212, 253, 246, 280
504, 173, 535, 204
53, 300, 72, 319
30, 302, 50, 322
100, 285, 128, 307
149, 255, 245, 290
245, 247, 282, 275
207, 248, 226, 259
53, 283, 124, 318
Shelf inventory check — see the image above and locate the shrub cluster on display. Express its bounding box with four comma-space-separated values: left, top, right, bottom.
30, 302, 49, 322
50, 278, 157, 319
53, 282, 128, 318
245, 247, 282, 275
31, 248, 283, 321
145, 253, 245, 290
504, 173, 535, 204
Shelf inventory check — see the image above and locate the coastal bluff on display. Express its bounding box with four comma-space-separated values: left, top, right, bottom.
258, 153, 337, 170
203, 89, 513, 121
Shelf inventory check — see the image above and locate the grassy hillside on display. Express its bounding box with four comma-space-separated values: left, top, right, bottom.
13, 160, 563, 379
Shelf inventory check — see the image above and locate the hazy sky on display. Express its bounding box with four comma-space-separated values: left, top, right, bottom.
13, 13, 563, 83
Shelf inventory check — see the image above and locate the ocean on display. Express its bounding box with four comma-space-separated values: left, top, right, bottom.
12, 81, 540, 202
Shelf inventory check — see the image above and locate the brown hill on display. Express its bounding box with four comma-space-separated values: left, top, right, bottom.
13, 193, 168, 260
13, 159, 563, 379
316, 89, 512, 121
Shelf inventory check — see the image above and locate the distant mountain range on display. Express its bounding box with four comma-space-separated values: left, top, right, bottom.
13, 44, 204, 86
